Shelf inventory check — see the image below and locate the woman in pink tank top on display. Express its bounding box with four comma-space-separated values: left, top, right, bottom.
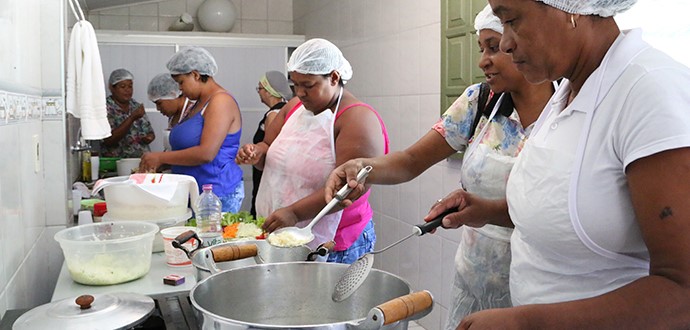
236, 38, 389, 263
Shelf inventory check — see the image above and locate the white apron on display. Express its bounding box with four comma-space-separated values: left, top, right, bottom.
256, 89, 343, 250
445, 95, 516, 329
506, 32, 650, 305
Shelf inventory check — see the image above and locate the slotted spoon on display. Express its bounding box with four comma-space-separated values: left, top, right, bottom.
332, 207, 458, 302
268, 166, 373, 246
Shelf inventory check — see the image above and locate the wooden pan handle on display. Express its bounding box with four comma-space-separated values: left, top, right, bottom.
211, 244, 258, 262
377, 291, 433, 325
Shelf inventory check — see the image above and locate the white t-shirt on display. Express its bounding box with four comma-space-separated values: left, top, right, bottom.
506, 29, 690, 304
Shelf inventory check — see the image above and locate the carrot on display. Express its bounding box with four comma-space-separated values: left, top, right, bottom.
223, 222, 240, 239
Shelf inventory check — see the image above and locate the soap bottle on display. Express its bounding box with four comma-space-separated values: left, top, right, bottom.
81, 148, 92, 182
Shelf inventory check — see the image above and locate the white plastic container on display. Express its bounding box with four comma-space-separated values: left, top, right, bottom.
161, 226, 198, 266
96, 174, 199, 221
54, 221, 158, 285
116, 158, 141, 176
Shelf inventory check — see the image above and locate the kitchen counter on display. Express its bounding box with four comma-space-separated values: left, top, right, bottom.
51, 252, 199, 302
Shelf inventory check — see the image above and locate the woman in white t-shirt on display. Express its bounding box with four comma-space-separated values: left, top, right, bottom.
426, 0, 690, 328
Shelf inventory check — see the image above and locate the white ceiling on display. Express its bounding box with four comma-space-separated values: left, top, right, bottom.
79, 0, 163, 11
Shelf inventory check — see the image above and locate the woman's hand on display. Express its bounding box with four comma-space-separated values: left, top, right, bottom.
457, 308, 527, 330
324, 159, 368, 206
139, 152, 163, 173
235, 143, 264, 165
425, 190, 512, 229
130, 105, 145, 121
262, 207, 299, 233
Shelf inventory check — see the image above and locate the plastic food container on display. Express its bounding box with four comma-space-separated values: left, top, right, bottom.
95, 174, 198, 221
54, 221, 159, 285
116, 158, 141, 176
99, 157, 120, 172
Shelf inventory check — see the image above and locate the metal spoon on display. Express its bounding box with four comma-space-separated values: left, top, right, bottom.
267, 166, 373, 247
332, 207, 458, 302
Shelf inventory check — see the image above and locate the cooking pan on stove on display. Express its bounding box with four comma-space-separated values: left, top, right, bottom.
173, 230, 334, 280
191, 261, 433, 329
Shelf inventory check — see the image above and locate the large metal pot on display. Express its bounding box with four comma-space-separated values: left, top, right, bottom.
173, 230, 334, 280
190, 262, 433, 329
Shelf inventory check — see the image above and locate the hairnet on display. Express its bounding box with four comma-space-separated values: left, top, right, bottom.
287, 38, 353, 83
475, 4, 503, 35
166, 46, 218, 76
535, 0, 637, 17
147, 73, 181, 102
260, 71, 293, 99
108, 68, 134, 86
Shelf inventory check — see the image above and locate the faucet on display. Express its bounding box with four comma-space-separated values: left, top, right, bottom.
70, 127, 91, 154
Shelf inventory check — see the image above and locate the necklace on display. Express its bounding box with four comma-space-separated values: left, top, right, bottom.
179, 90, 226, 123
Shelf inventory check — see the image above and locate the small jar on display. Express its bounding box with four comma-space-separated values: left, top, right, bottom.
93, 202, 107, 223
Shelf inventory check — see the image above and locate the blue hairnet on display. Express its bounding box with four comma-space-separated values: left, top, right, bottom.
166, 46, 218, 76
535, 0, 637, 17
475, 4, 503, 35
287, 38, 353, 83
147, 73, 181, 102
108, 68, 134, 86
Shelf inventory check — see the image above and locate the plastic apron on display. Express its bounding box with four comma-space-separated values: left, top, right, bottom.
445, 95, 515, 329
256, 88, 343, 250
506, 32, 650, 305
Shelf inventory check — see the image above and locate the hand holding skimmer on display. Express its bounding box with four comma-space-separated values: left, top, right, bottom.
268, 166, 373, 246
332, 207, 458, 302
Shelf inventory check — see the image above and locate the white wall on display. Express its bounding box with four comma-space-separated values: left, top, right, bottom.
85, 0, 293, 34
294, 2, 459, 329
0, 0, 67, 319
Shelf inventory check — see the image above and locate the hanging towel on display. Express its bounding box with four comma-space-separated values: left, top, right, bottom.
66, 20, 112, 140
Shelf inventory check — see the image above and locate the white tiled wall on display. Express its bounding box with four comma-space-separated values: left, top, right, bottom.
0, 0, 67, 320
86, 0, 293, 34
294, 1, 460, 329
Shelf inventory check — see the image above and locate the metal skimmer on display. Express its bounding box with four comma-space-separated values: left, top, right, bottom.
332, 207, 457, 302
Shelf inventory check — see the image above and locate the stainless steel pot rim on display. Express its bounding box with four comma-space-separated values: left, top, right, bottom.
189, 262, 414, 328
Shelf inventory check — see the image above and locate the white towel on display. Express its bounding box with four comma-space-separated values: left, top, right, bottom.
66, 21, 112, 140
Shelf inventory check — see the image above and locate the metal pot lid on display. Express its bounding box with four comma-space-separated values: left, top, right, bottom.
13, 292, 154, 330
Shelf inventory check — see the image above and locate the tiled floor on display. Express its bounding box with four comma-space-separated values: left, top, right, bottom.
408, 321, 427, 330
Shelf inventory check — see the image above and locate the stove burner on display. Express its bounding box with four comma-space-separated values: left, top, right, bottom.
142, 292, 200, 330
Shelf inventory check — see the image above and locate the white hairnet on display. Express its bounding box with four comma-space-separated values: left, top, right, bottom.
535, 0, 637, 17
287, 38, 353, 83
108, 68, 134, 86
147, 73, 181, 102
261, 71, 293, 99
475, 4, 503, 35
166, 46, 218, 76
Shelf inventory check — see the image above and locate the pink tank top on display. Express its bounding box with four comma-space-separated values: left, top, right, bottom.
287, 102, 389, 251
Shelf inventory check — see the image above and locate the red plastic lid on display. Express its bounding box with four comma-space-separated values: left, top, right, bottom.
93, 202, 108, 216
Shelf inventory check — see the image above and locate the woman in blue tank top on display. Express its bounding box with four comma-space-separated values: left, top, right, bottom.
139, 47, 244, 212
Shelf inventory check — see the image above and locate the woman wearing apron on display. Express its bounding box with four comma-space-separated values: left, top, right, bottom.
324, 6, 553, 327
427, 0, 690, 328
236, 38, 389, 258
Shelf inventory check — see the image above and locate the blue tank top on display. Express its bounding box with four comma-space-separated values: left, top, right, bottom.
169, 102, 243, 197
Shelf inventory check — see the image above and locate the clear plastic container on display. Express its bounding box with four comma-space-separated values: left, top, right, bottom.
195, 184, 223, 247
54, 221, 158, 285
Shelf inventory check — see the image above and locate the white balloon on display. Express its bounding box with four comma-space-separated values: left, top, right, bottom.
197, 0, 237, 33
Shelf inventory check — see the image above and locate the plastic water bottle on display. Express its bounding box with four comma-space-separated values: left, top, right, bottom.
195, 184, 223, 247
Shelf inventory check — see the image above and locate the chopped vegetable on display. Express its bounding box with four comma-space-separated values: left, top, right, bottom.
187, 211, 267, 240
223, 223, 240, 239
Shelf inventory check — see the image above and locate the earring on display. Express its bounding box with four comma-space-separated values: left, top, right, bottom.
571, 14, 577, 28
